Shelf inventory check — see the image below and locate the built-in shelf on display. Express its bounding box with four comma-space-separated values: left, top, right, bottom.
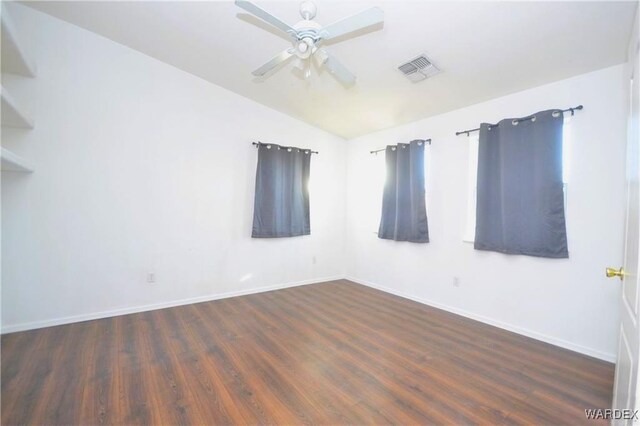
1, 6, 36, 77
1, 5, 35, 174
1, 85, 33, 128
1, 147, 33, 172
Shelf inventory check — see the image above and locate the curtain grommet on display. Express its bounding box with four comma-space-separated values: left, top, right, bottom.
267, 144, 271, 149
305, 150, 309, 154
287, 148, 292, 152
552, 111, 561, 118
391, 147, 396, 151
512, 119, 519, 126
417, 141, 423, 146
531, 116, 537, 122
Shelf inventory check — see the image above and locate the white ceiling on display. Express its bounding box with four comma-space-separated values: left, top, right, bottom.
26, 1, 637, 139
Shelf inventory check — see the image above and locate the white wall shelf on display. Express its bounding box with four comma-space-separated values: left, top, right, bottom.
1, 6, 36, 77
1, 147, 33, 172
1, 85, 34, 128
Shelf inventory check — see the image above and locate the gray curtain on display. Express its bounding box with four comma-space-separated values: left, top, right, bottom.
378, 140, 429, 243
475, 109, 568, 258
252, 143, 311, 238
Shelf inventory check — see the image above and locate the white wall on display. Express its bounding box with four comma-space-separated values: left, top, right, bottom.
346, 65, 628, 361
1, 4, 347, 332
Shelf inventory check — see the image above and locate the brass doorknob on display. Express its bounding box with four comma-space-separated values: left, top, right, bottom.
606, 267, 625, 280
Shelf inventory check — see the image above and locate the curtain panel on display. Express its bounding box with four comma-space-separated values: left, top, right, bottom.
378, 140, 429, 243
252, 143, 311, 238
475, 109, 568, 258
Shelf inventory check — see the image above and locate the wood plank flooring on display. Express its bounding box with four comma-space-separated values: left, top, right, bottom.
2, 280, 614, 425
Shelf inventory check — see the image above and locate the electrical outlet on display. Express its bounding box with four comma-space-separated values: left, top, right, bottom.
147, 273, 156, 284
453, 277, 460, 287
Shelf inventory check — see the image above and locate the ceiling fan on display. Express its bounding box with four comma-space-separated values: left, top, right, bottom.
234, 0, 384, 86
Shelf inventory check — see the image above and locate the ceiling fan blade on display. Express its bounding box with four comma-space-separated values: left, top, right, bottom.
319, 50, 356, 86
252, 49, 295, 77
320, 7, 383, 41
235, 0, 296, 36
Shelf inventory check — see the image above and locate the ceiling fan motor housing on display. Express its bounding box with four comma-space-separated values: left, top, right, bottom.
292, 22, 322, 59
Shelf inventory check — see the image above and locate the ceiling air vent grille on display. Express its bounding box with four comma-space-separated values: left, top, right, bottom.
398, 54, 441, 82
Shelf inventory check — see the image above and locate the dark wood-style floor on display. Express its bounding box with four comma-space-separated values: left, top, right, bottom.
2, 280, 613, 425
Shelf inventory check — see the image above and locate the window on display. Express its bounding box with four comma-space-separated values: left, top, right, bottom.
252, 143, 311, 238
372, 142, 431, 234
463, 133, 480, 242
463, 118, 571, 242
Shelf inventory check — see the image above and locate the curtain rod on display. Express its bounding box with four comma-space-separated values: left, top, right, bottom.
370, 139, 432, 154
252, 142, 318, 154
455, 105, 584, 137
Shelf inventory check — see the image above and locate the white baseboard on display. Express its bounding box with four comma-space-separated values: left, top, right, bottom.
1, 275, 344, 334
3, 274, 617, 363
345, 276, 616, 363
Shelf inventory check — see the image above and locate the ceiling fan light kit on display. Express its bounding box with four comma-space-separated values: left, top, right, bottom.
235, 0, 384, 87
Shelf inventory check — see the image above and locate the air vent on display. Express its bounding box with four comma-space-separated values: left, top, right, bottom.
398, 54, 441, 82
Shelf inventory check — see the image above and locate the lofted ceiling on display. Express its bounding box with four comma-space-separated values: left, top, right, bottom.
25, 1, 637, 139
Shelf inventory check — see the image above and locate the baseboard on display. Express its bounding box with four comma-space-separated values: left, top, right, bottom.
345, 276, 616, 363
1, 275, 344, 334
4, 274, 617, 363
